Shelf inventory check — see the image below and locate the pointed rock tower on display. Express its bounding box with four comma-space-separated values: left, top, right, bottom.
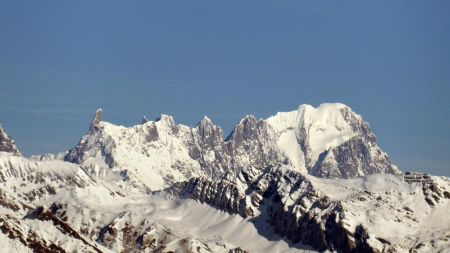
89, 108, 103, 131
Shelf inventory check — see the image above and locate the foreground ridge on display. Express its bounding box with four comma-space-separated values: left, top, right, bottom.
172, 164, 450, 252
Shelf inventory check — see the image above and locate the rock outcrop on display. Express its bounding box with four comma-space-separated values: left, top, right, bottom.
89, 108, 103, 131
0, 126, 21, 156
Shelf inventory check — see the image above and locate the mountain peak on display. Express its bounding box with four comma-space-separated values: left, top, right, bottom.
89, 108, 103, 131
239, 114, 258, 126
196, 116, 216, 132
196, 116, 212, 126
201, 115, 212, 123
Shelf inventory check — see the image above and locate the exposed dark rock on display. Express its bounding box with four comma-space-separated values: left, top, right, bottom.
228, 247, 249, 253
226, 116, 281, 172
311, 136, 398, 179
0, 213, 93, 253
404, 172, 445, 206
145, 124, 159, 142
89, 108, 103, 131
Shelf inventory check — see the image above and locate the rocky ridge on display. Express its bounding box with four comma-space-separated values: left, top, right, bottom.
173, 164, 450, 252
0, 153, 259, 253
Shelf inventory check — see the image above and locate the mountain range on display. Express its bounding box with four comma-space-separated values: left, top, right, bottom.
0, 103, 448, 253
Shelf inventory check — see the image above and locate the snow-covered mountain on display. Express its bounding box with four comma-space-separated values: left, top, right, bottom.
266, 103, 398, 178
0, 104, 448, 253
65, 103, 399, 191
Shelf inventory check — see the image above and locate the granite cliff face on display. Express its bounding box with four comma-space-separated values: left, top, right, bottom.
0, 126, 21, 156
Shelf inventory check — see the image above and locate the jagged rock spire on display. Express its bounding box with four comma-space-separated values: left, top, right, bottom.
196, 116, 213, 130
89, 108, 103, 131
141, 116, 149, 124
0, 125, 21, 156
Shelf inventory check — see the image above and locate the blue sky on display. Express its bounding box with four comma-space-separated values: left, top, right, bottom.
0, 1, 449, 176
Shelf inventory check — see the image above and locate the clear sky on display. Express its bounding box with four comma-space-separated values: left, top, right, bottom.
0, 1, 449, 176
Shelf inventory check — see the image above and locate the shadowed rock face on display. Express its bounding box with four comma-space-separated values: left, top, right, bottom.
172, 164, 450, 253
226, 116, 282, 172
172, 166, 380, 253
0, 126, 21, 156
310, 136, 398, 179
190, 116, 230, 179
404, 172, 450, 206
307, 107, 398, 179
89, 108, 103, 131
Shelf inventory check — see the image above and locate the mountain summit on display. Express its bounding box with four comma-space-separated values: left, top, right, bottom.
267, 103, 399, 178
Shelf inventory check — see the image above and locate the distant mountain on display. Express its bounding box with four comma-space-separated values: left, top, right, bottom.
65, 103, 399, 191
0, 103, 448, 253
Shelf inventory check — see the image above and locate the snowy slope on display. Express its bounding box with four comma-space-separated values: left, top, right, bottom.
306, 173, 450, 252
0, 153, 116, 252
0, 153, 317, 253
267, 103, 356, 170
